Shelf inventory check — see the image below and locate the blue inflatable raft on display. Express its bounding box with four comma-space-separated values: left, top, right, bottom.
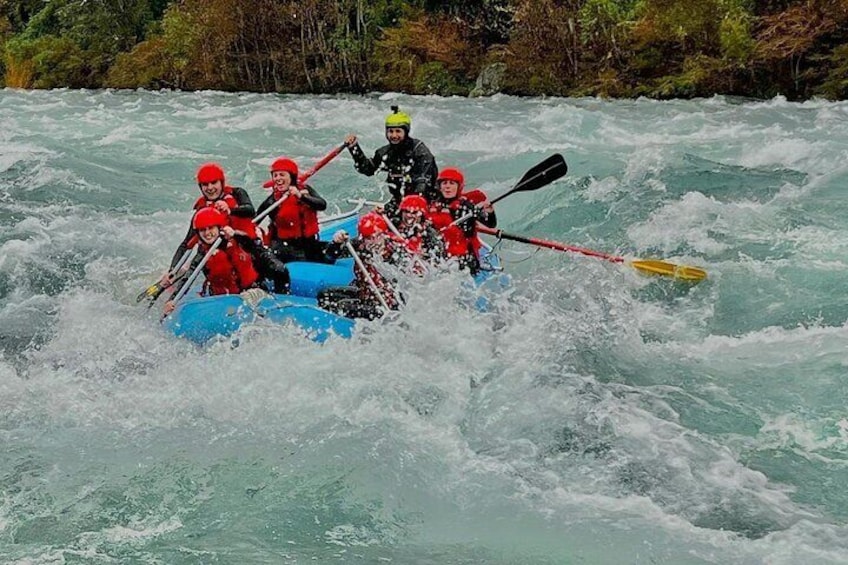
162, 212, 506, 344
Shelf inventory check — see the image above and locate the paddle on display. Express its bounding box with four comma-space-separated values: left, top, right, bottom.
135, 247, 195, 304
140, 142, 347, 306
261, 141, 349, 189
447, 153, 568, 228
379, 213, 431, 275
491, 153, 568, 206
321, 200, 366, 225
298, 141, 349, 185
168, 237, 224, 307
477, 226, 707, 282
344, 240, 392, 314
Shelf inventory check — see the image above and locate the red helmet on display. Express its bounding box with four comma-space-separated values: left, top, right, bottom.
270, 157, 298, 179
437, 167, 465, 191
196, 162, 225, 185
358, 212, 388, 238
193, 207, 227, 230
399, 194, 428, 213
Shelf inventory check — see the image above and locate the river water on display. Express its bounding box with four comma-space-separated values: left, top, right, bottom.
1, 89, 847, 563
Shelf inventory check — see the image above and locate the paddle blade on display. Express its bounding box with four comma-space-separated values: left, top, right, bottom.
630, 259, 707, 282
513, 153, 568, 193
490, 154, 568, 205
136, 282, 164, 303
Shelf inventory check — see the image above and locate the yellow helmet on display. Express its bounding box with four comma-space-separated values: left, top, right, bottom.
385, 105, 411, 131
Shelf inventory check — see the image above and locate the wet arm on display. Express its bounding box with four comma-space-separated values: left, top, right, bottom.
348, 142, 379, 176
477, 208, 497, 228
300, 185, 327, 211
229, 187, 255, 218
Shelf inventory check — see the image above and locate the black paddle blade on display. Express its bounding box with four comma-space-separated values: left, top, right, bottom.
492, 153, 568, 205
514, 153, 568, 193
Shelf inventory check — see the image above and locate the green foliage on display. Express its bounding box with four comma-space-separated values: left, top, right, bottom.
159, 4, 200, 81
373, 11, 480, 93
633, 0, 723, 53
106, 0, 227, 90
2, 0, 170, 87
719, 7, 753, 62
0, 0, 47, 33
643, 54, 741, 98
579, 0, 639, 68
106, 36, 170, 88
501, 0, 576, 96
424, 0, 515, 44
4, 33, 89, 87
2, 0, 848, 99
413, 61, 466, 95
816, 44, 848, 100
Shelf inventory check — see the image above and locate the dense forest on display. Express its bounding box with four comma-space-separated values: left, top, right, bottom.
1, 0, 847, 100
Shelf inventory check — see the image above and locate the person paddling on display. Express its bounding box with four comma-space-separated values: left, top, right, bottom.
165, 163, 257, 276
163, 208, 266, 315
255, 157, 329, 263
344, 106, 438, 219
428, 167, 497, 274
395, 194, 445, 265
317, 212, 404, 320
163, 162, 290, 293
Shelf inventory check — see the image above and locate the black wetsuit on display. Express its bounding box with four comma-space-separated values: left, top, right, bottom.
348, 136, 438, 221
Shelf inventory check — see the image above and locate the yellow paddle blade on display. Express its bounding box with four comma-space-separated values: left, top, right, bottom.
136, 282, 166, 303
629, 259, 707, 282
143, 283, 161, 297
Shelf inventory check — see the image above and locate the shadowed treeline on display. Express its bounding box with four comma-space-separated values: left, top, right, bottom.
1, 0, 847, 99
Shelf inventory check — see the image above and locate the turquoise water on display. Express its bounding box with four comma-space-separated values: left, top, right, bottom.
1, 89, 847, 564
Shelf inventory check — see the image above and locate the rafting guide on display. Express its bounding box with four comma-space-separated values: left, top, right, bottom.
344, 106, 439, 220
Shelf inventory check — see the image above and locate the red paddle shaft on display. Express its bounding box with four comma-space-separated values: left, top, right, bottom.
262, 142, 348, 188
477, 225, 625, 264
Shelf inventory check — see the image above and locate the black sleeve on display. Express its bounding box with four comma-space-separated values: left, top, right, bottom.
324, 240, 350, 262
169, 221, 195, 269
233, 233, 259, 253
348, 142, 379, 177
384, 199, 401, 224
300, 184, 327, 211
255, 194, 276, 220
410, 141, 438, 195
455, 201, 478, 235
477, 208, 497, 228
229, 186, 255, 218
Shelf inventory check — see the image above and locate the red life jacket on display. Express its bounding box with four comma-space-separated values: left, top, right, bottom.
193, 186, 258, 240
404, 234, 423, 254
200, 240, 259, 296
272, 192, 319, 240
462, 189, 487, 257
428, 200, 473, 258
